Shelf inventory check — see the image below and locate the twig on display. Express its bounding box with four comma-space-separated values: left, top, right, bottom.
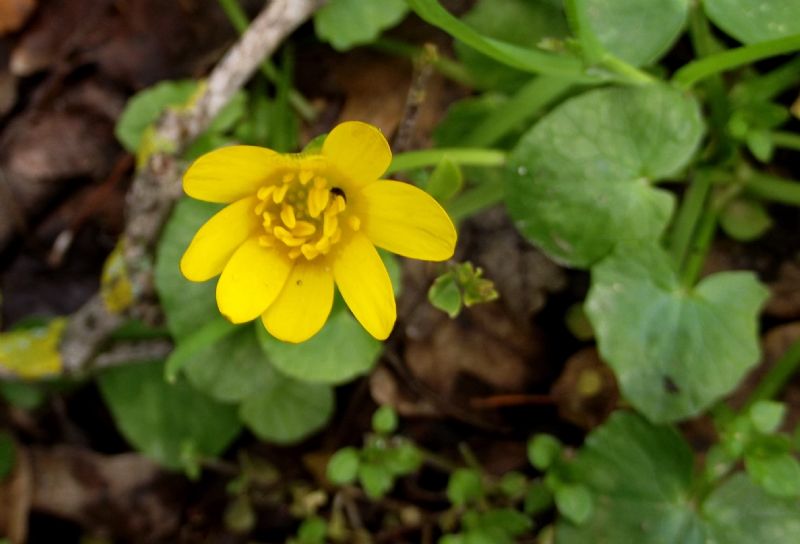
58, 0, 324, 374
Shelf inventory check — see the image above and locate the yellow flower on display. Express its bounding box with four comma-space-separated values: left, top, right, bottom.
180, 121, 457, 343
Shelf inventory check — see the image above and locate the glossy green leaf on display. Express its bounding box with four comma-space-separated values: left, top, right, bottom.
506, 84, 703, 268
528, 434, 562, 470
0, 381, 46, 410
702, 473, 800, 543
425, 158, 464, 203
155, 198, 222, 340
314, 0, 408, 51
327, 447, 360, 485
256, 307, 381, 385
555, 412, 701, 543
744, 451, 800, 498
579, 0, 689, 66
372, 405, 398, 434
704, 0, 800, 44
164, 317, 236, 383
239, 374, 333, 444
749, 400, 786, 434
358, 461, 395, 498
586, 242, 768, 422
447, 468, 484, 506
428, 272, 462, 318
98, 360, 242, 470
554, 484, 593, 525
183, 326, 277, 403
720, 197, 773, 242
454, 0, 569, 90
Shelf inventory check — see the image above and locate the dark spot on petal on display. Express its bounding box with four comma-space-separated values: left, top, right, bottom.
296, 280, 303, 286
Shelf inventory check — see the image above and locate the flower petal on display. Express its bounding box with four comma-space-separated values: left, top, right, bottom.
332, 232, 396, 340
261, 261, 334, 343
216, 239, 293, 323
322, 121, 391, 188
180, 196, 260, 282
183, 145, 278, 203
359, 180, 457, 261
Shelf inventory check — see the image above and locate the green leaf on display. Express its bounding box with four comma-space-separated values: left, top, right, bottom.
425, 158, 464, 203
297, 516, 328, 544
155, 198, 222, 340
372, 405, 398, 435
499, 471, 527, 499
579, 0, 689, 67
407, 0, 586, 79
433, 95, 508, 147
720, 197, 773, 242
524, 481, 554, 515
314, 0, 408, 51
164, 317, 236, 383
256, 307, 381, 385
555, 412, 702, 543
98, 361, 242, 470
528, 434, 562, 470
0, 381, 46, 410
702, 473, 800, 543
183, 326, 277, 403
745, 451, 800, 498
506, 84, 703, 268
454, 0, 569, 91
749, 400, 786, 434
358, 461, 395, 498
383, 441, 423, 476
428, 272, 462, 318
327, 447, 360, 485
115, 80, 198, 152
447, 468, 484, 506
471, 508, 533, 536
0, 431, 15, 479
704, 0, 800, 44
586, 242, 768, 422
554, 484, 593, 525
239, 374, 333, 445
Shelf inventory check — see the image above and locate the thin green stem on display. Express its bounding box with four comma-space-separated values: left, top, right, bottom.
461, 76, 575, 147
673, 34, 800, 90
563, 0, 604, 65
772, 131, 800, 152
680, 186, 738, 287
732, 56, 800, 103
741, 171, 800, 206
670, 171, 713, 270
446, 179, 504, 223
372, 38, 474, 87
387, 148, 507, 174
743, 337, 800, 410
216, 0, 317, 121
599, 53, 657, 84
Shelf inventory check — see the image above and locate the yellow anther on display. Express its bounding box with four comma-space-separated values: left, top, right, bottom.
331, 229, 342, 244
301, 243, 320, 260
254, 200, 267, 215
333, 195, 346, 213
293, 221, 316, 237
258, 235, 273, 247
280, 204, 296, 229
348, 216, 361, 231
316, 236, 331, 254
282, 173, 295, 184
262, 212, 273, 228
313, 176, 327, 189
273, 226, 305, 247
273, 183, 289, 203
323, 214, 339, 237
288, 248, 302, 259
308, 187, 329, 218
257, 186, 275, 200
299, 170, 314, 185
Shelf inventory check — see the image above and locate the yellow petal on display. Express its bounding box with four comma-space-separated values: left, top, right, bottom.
360, 180, 457, 261
322, 121, 391, 188
180, 196, 259, 282
261, 261, 334, 343
332, 232, 396, 340
216, 239, 293, 323
183, 145, 278, 203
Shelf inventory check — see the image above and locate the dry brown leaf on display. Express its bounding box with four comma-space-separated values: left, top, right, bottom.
0, 0, 36, 35
550, 347, 619, 430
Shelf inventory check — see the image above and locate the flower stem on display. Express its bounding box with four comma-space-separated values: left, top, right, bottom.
740, 170, 800, 206
743, 337, 800, 410
216, 0, 317, 121
771, 131, 800, 152
461, 76, 575, 147
372, 37, 474, 87
673, 34, 800, 90
446, 178, 504, 223
387, 148, 507, 174
670, 171, 713, 270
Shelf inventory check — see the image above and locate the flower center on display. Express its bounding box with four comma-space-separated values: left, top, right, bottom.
253, 168, 361, 261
